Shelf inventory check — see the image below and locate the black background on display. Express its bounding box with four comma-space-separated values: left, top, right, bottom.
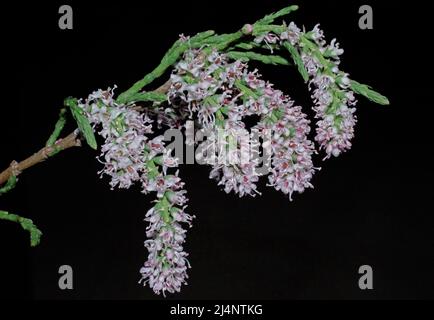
0, 0, 433, 300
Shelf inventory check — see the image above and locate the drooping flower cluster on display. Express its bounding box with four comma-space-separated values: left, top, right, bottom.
140, 172, 194, 296
82, 87, 153, 189
78, 88, 194, 296
169, 46, 317, 200
169, 48, 263, 197
243, 67, 317, 200
253, 21, 358, 158
254, 101, 317, 201
302, 25, 358, 159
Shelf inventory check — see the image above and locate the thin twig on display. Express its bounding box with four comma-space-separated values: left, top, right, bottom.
0, 131, 81, 185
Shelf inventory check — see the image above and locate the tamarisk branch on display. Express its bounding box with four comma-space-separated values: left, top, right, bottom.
0, 3, 390, 295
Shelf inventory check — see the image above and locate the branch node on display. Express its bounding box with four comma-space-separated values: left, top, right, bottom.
10, 161, 21, 177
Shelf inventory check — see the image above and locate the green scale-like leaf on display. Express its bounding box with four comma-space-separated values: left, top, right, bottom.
65, 97, 98, 150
